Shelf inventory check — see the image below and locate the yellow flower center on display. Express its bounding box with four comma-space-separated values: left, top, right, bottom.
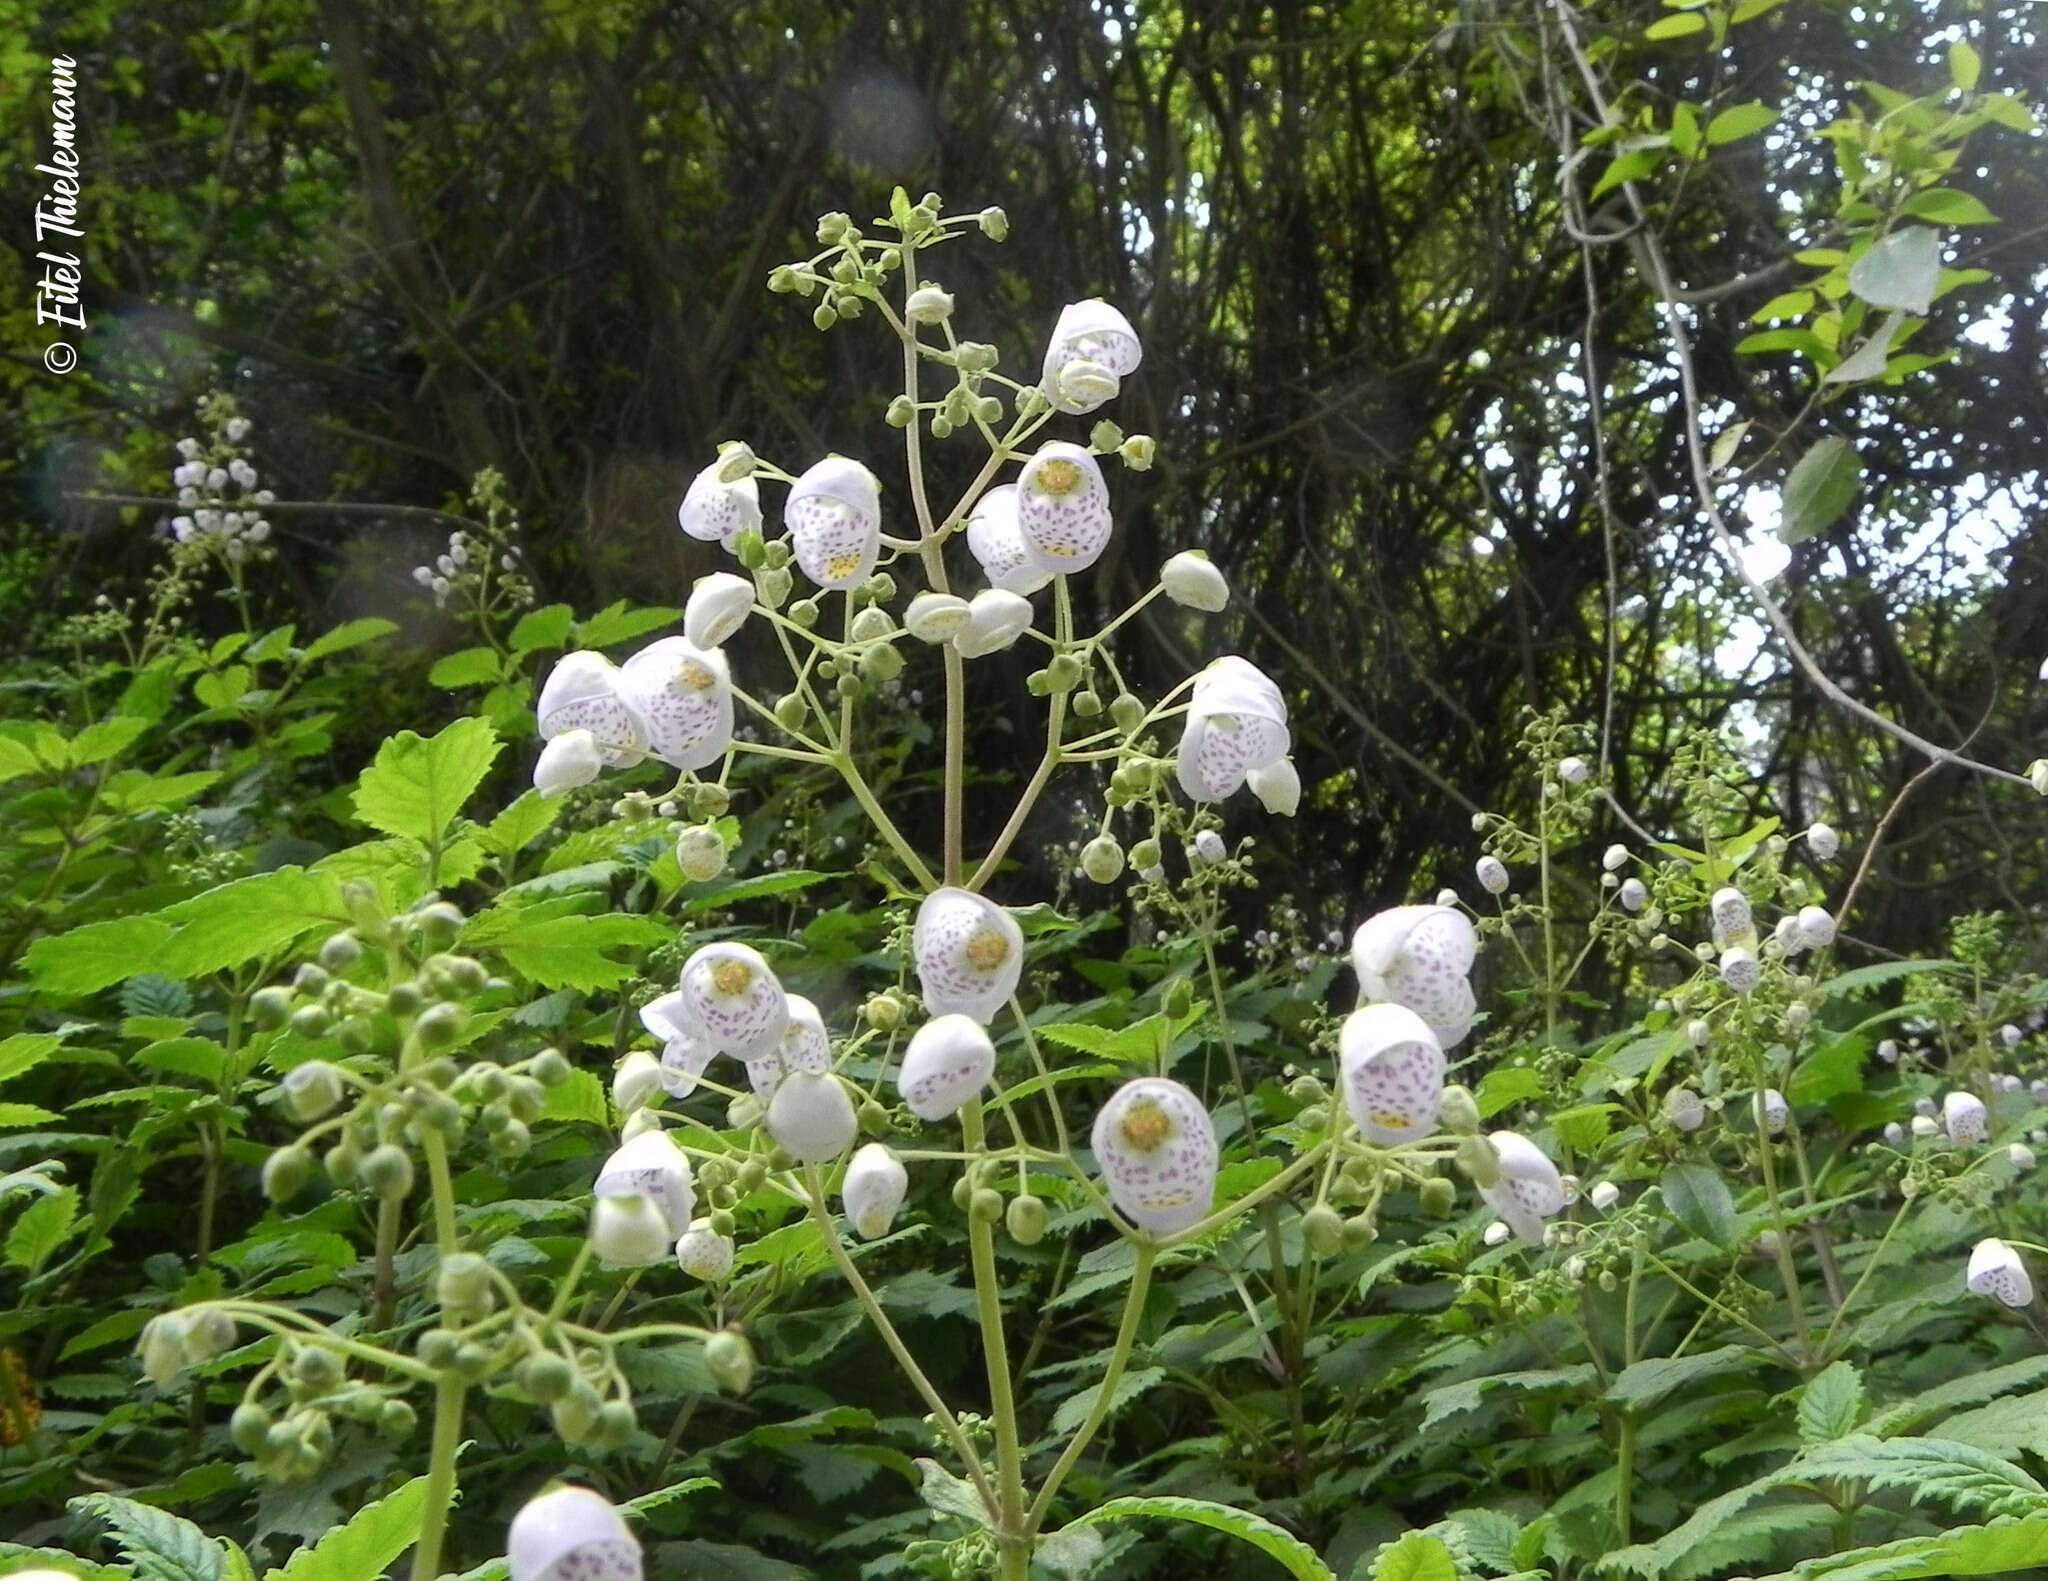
676, 658, 716, 693
1119, 1099, 1171, 1153
1034, 458, 1083, 498
1368, 1108, 1411, 1131
963, 927, 1010, 973
710, 959, 753, 997
826, 551, 862, 580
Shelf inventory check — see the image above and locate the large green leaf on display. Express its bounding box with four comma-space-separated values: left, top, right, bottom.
264, 1473, 427, 1581
1847, 227, 1941, 315
71, 1493, 231, 1581
1660, 1163, 1738, 1248
24, 916, 179, 996
1778, 436, 1860, 545
1067, 1495, 1337, 1581
353, 716, 501, 847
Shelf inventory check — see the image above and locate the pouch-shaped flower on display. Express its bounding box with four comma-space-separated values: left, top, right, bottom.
1091, 1077, 1218, 1235
1339, 1003, 1445, 1145
510, 1485, 642, 1581
677, 942, 788, 1058
617, 637, 733, 773
897, 1014, 996, 1121
786, 457, 882, 591
1477, 1130, 1565, 1246
913, 888, 1023, 1023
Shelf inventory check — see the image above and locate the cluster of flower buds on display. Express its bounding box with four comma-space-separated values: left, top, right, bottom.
167, 403, 272, 560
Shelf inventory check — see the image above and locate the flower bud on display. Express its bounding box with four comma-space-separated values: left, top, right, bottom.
283, 1060, 346, 1122
436, 1252, 493, 1318
2032, 760, 2048, 797
139, 1314, 190, 1386
1665, 1087, 1705, 1132
905, 592, 972, 643
904, 286, 954, 323
1602, 844, 1628, 872
676, 1219, 736, 1281
1806, 822, 1840, 860
2009, 1142, 2036, 1171
1160, 550, 1229, 612
1619, 877, 1648, 911
977, 206, 1009, 240
1247, 759, 1301, 816
953, 588, 1035, 658
897, 1015, 996, 1121
1797, 906, 1837, 951
1302, 1204, 1344, 1257
766, 1072, 858, 1163
1081, 835, 1124, 884
1558, 756, 1589, 784
612, 1051, 664, 1115
1193, 829, 1227, 866
1475, 855, 1509, 894
1418, 1176, 1456, 1217
1718, 947, 1760, 994
360, 1145, 415, 1200
1482, 1220, 1512, 1247
705, 1331, 756, 1394
1590, 1180, 1621, 1212
1437, 1083, 1480, 1135
1006, 1194, 1048, 1245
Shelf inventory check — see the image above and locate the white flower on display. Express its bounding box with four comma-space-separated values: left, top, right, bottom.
905, 592, 973, 643
225, 416, 251, 442
1478, 1130, 1566, 1245
1602, 844, 1628, 872
1884, 1121, 1905, 1143
509, 1484, 642, 1581
1091, 1077, 1218, 1235
898, 1014, 996, 1120
904, 286, 955, 323
952, 589, 1036, 657
176, 436, 201, 459
1797, 906, 1837, 951
1944, 1090, 1988, 1145
207, 467, 229, 491
842, 1143, 909, 1238
1719, 947, 1760, 994
913, 888, 1023, 1023
1475, 855, 1509, 895
1807, 822, 1840, 861
2010, 1143, 2036, 1171
537, 652, 645, 766
1193, 829, 1227, 865
229, 458, 257, 489
1968, 1238, 2033, 1308
676, 942, 788, 1057
1619, 877, 1648, 911
1758, 1089, 1789, 1133
1912, 1114, 1940, 1138
675, 1220, 735, 1282
679, 461, 763, 548
533, 729, 605, 798
777, 995, 833, 1077
1590, 1180, 1621, 1212
617, 637, 734, 772
785, 457, 882, 590
612, 1052, 665, 1114
1558, 756, 1589, 784
1710, 887, 1753, 944
590, 1195, 674, 1267
764, 1071, 858, 1163
172, 461, 205, 488
594, 1130, 695, 1238
1161, 551, 1228, 611
1915, 1096, 1937, 1117
1877, 1038, 1899, 1063
1666, 1087, 1705, 1132
1775, 914, 1806, 954
684, 572, 755, 649
1350, 904, 1479, 1048
640, 990, 718, 1102
2002, 1023, 2023, 1049
1040, 298, 1142, 414
1482, 1220, 1512, 1248
1247, 758, 1301, 816
1338, 1003, 1444, 1144
1176, 656, 1290, 803
1015, 442, 1113, 574
965, 486, 1052, 595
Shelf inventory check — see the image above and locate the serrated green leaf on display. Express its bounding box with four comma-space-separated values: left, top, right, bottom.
1049, 1365, 1164, 1437
679, 868, 833, 913
485, 912, 668, 991
1771, 1514, 2048, 1581
510, 604, 576, 653
429, 646, 505, 689
132, 1037, 227, 1086
1779, 435, 1860, 544
1068, 1495, 1337, 1581
25, 916, 179, 996
154, 869, 347, 979
482, 790, 562, 861
265, 1473, 426, 1581
72, 1492, 229, 1581
1798, 1361, 1866, 1444
916, 1457, 992, 1526
300, 617, 397, 664
0, 1033, 64, 1086
1376, 1532, 1458, 1581
1661, 1163, 1738, 1248
0, 1102, 63, 1127
1605, 1345, 1758, 1409
5, 1184, 80, 1275
574, 601, 680, 651
353, 717, 501, 847
71, 715, 152, 766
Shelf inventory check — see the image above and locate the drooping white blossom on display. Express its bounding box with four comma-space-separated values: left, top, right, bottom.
1710, 887, 1753, 945
952, 589, 1036, 657
1338, 1003, 1445, 1144
675, 1220, 735, 1282
509, 1485, 643, 1581
1666, 1086, 1705, 1132
1478, 1130, 1566, 1246
778, 996, 833, 1077
1161, 551, 1229, 611
1176, 656, 1290, 803
1475, 855, 1509, 895
640, 991, 718, 1098
684, 572, 756, 649
617, 637, 734, 772
1797, 906, 1838, 951
1040, 298, 1143, 415
1719, 947, 1760, 994
842, 1143, 910, 1239
1350, 904, 1479, 1048
679, 460, 763, 549
532, 727, 605, 798
676, 942, 788, 1058
611, 1052, 664, 1115
905, 591, 973, 643
764, 1071, 858, 1163
785, 457, 882, 591
589, 1195, 674, 1268
1807, 822, 1841, 861
1758, 1089, 1790, 1134
1015, 442, 1114, 575
913, 888, 1023, 1023
1091, 1077, 1218, 1235
1619, 877, 1648, 911
1590, 1180, 1621, 1212
1968, 1237, 2033, 1308
593, 1130, 695, 1239
897, 1014, 997, 1121
965, 486, 1052, 596
537, 652, 644, 766
1944, 1090, 1988, 1145
1247, 758, 1301, 816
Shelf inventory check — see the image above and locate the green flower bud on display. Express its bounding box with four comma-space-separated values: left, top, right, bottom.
490, 1119, 532, 1159
1071, 689, 1102, 717
262, 1146, 312, 1203
318, 932, 362, 973
452, 1342, 493, 1382
1089, 419, 1124, 452
416, 1328, 459, 1369
761, 537, 791, 570
951, 1175, 974, 1212
415, 901, 465, 950
709, 1207, 736, 1236
736, 1158, 768, 1192
1161, 978, 1193, 1019
231, 1402, 273, 1456
415, 1002, 467, 1049
971, 1187, 1004, 1223
378, 1398, 416, 1440
385, 980, 423, 1019
1418, 1176, 1458, 1218
812, 302, 838, 331
930, 414, 954, 439
520, 1352, 576, 1403
864, 572, 897, 605
1119, 435, 1157, 471
1340, 1214, 1378, 1253
1081, 835, 1124, 884
816, 211, 851, 244
757, 564, 793, 610
733, 527, 766, 569
250, 985, 293, 1030
1044, 654, 1083, 693
507, 1076, 547, 1123
955, 340, 999, 374
292, 1345, 343, 1393
886, 395, 917, 428
1109, 693, 1147, 733
1297, 1103, 1329, 1132
552, 1384, 601, 1444
727, 1094, 765, 1132
705, 1331, 756, 1394
977, 206, 1009, 240
290, 1004, 331, 1039
1438, 1084, 1480, 1135
433, 954, 488, 996
1302, 1204, 1344, 1257
859, 1098, 891, 1137
283, 1060, 345, 1122
1128, 837, 1162, 872
436, 1252, 492, 1318
1006, 1195, 1048, 1245
292, 962, 331, 995
324, 1140, 360, 1188
788, 597, 820, 629
595, 1399, 638, 1450
861, 643, 904, 682
360, 1144, 415, 1201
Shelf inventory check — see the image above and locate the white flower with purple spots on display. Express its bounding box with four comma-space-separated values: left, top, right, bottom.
537, 651, 645, 767
1176, 656, 1290, 803
639, 991, 718, 1098
1339, 1003, 1445, 1144
913, 888, 1023, 1024
1015, 442, 1114, 574
897, 1014, 996, 1121
785, 456, 882, 591
965, 485, 1052, 596
1478, 1130, 1565, 1246
1350, 904, 1479, 1048
1092, 1077, 1217, 1235
616, 637, 734, 773
1040, 298, 1143, 415
1968, 1237, 2032, 1308
676, 942, 788, 1059
510, 1485, 642, 1581
593, 1130, 695, 1239
679, 459, 763, 550
843, 1143, 909, 1239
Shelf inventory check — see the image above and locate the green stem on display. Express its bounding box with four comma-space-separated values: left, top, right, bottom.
410, 1371, 469, 1581
961, 1102, 1025, 1540
372, 1192, 403, 1332
1024, 1243, 1156, 1533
